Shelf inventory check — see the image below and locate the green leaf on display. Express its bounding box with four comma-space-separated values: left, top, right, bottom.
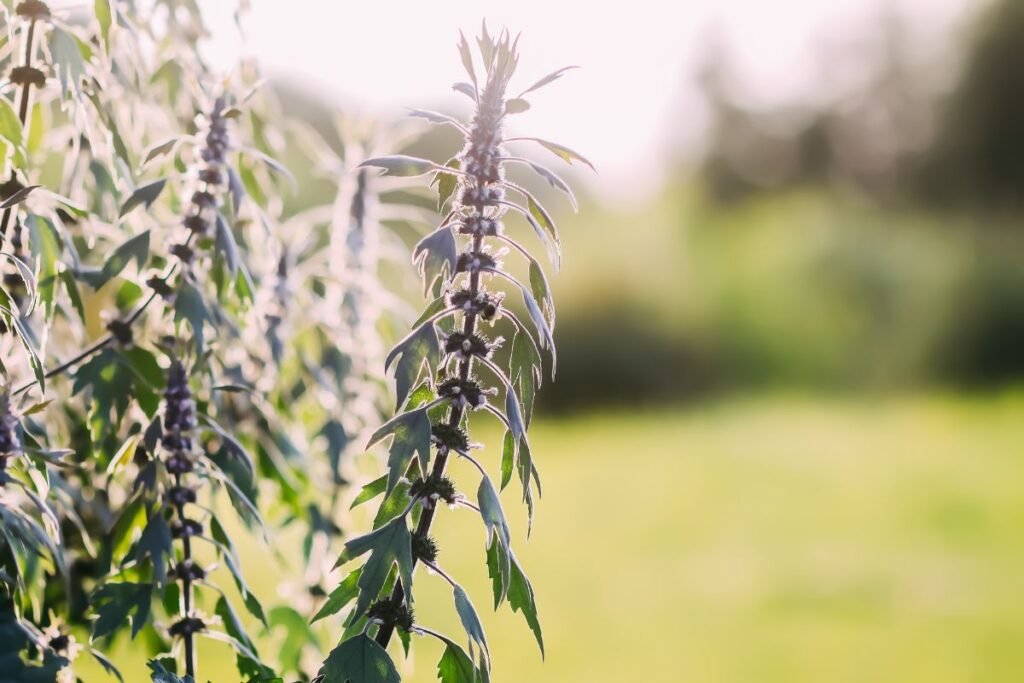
436, 158, 461, 210
504, 98, 531, 114
0, 97, 22, 147
318, 634, 400, 683
458, 31, 477, 88
142, 137, 182, 165
453, 585, 489, 667
513, 136, 595, 171
1, 185, 39, 210
386, 321, 440, 410
408, 109, 466, 131
147, 660, 195, 683
367, 407, 432, 493
106, 434, 140, 476
174, 282, 210, 352
518, 66, 579, 96
414, 226, 458, 294
311, 567, 362, 624
452, 82, 477, 100
500, 430, 515, 490
510, 330, 542, 428
508, 552, 544, 656
215, 212, 240, 275
123, 509, 173, 586
478, 477, 512, 601
95, 0, 113, 49
524, 160, 578, 211
335, 517, 414, 619
72, 349, 132, 440
92, 582, 153, 640
517, 437, 538, 533
359, 155, 446, 177
437, 637, 489, 683
526, 194, 561, 264
91, 230, 150, 289
49, 27, 87, 98
119, 179, 167, 217
26, 214, 61, 319
350, 475, 387, 510
372, 480, 411, 530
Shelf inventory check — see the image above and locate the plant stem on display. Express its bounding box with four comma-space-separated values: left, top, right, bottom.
172, 471, 196, 677
375, 232, 484, 648
0, 14, 40, 243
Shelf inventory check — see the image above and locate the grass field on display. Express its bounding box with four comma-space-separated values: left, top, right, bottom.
77, 392, 1024, 682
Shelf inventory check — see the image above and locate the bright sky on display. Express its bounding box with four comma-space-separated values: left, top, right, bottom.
205, 0, 977, 206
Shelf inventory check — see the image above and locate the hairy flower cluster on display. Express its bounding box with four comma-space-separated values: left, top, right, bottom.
411, 534, 439, 564
437, 376, 492, 409
448, 288, 503, 321
458, 214, 502, 237
430, 422, 468, 452
443, 331, 499, 360
367, 597, 415, 633
409, 475, 457, 506
455, 250, 497, 274
176, 98, 231, 266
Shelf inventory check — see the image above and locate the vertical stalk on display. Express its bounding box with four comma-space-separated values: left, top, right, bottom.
1, 3, 46, 243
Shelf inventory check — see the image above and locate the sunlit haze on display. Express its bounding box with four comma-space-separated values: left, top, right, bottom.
206, 0, 975, 205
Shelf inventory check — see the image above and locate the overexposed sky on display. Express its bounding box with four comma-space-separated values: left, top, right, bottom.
206, 0, 977, 205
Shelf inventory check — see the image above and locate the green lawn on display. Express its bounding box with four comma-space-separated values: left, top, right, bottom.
78, 392, 1024, 682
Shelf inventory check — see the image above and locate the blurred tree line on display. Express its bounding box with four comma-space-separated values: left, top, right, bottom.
543, 0, 1024, 411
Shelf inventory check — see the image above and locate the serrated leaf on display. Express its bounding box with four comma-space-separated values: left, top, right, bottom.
408, 109, 466, 131
311, 568, 363, 624
519, 66, 579, 96
359, 155, 444, 178
458, 31, 477, 87
513, 137, 595, 171
436, 158, 461, 211
119, 179, 166, 217
414, 225, 458, 294
367, 407, 432, 493
334, 517, 414, 618
508, 551, 544, 656
510, 330, 542, 428
49, 27, 87, 98
91, 582, 153, 640
386, 320, 440, 410
453, 585, 489, 668
26, 213, 62, 319
525, 160, 578, 211
318, 634, 400, 683
350, 475, 387, 510
173, 282, 210, 352
91, 229, 150, 289
437, 637, 489, 683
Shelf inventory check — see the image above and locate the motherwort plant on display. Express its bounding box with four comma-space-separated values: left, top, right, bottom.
315, 26, 590, 682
